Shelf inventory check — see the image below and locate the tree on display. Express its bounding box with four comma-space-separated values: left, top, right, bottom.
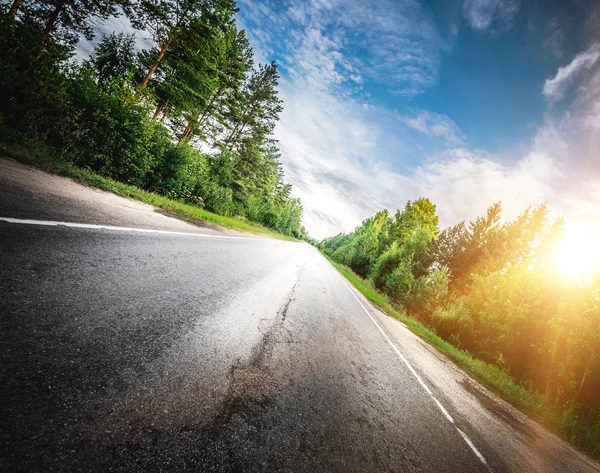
88, 32, 137, 85
178, 27, 252, 145
8, 0, 26, 19
222, 61, 283, 151
392, 197, 439, 244
29, 0, 124, 59
135, 0, 236, 89
144, 14, 223, 123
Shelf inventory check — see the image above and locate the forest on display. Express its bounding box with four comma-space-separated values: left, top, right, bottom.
321, 199, 600, 452
0, 0, 306, 238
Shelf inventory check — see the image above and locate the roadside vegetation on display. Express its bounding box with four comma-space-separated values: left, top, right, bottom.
0, 0, 307, 239
321, 199, 600, 461
0, 126, 297, 240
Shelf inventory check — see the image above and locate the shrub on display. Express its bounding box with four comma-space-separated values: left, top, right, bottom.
429, 301, 474, 346
151, 143, 209, 203
68, 69, 160, 186
408, 266, 450, 317
203, 183, 235, 216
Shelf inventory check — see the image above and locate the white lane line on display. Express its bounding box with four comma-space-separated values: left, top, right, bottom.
0, 217, 268, 240
457, 428, 489, 467
432, 396, 455, 424
337, 275, 490, 469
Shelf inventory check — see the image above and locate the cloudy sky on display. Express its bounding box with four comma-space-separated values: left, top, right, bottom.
234, 0, 600, 240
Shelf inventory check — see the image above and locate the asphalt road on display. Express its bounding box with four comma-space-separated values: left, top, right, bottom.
1, 158, 599, 472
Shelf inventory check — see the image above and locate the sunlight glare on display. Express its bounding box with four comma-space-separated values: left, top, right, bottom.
552, 232, 600, 278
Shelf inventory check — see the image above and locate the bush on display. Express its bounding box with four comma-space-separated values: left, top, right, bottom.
429, 301, 474, 346
0, 19, 77, 144
68, 69, 162, 186
151, 143, 209, 204
408, 266, 450, 316
370, 242, 408, 291
203, 183, 235, 216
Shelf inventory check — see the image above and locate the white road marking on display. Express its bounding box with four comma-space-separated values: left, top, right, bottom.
0, 217, 268, 240
337, 274, 490, 470
432, 396, 455, 424
457, 427, 489, 466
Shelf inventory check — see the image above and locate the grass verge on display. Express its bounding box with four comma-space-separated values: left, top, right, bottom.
328, 257, 600, 463
0, 137, 298, 241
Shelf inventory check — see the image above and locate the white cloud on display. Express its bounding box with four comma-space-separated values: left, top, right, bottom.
76, 0, 600, 244
543, 43, 600, 102
240, 0, 442, 97
543, 18, 564, 58
400, 111, 466, 146
236, 0, 600, 241
462, 0, 520, 32
76, 14, 155, 62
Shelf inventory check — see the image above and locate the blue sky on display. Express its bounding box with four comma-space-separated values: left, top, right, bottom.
235, 0, 600, 239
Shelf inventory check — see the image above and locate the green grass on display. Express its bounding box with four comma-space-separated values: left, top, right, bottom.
0, 138, 298, 241
327, 257, 600, 463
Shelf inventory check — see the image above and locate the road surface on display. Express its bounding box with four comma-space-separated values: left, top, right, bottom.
1, 157, 599, 472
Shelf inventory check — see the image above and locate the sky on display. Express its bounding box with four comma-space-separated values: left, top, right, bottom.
233, 0, 600, 240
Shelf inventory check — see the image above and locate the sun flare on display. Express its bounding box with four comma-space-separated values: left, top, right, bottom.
551, 232, 600, 278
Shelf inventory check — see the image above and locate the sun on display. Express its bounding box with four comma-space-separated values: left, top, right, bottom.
551, 232, 600, 278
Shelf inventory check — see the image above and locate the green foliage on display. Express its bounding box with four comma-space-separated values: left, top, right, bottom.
0, 2, 305, 238
329, 256, 600, 461
67, 68, 163, 186
23, 0, 125, 59
222, 61, 283, 150
135, 0, 237, 89
322, 197, 600, 459
150, 143, 208, 203
88, 32, 138, 85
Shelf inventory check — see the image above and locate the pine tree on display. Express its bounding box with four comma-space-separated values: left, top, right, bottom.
145, 14, 224, 125
178, 28, 252, 145
88, 32, 137, 85
222, 61, 283, 151
29, 0, 124, 59
136, 0, 236, 90
8, 0, 26, 19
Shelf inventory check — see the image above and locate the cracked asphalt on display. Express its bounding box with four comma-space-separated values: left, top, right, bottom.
1, 158, 600, 472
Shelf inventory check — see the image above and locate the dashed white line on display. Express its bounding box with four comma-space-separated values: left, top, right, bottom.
337, 274, 490, 470
0, 217, 268, 240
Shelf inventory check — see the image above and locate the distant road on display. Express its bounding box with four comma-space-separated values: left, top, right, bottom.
1, 157, 599, 472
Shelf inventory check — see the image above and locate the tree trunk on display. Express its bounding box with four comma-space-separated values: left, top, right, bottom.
227, 120, 249, 151
178, 123, 192, 145
35, 1, 63, 59
159, 111, 167, 123
574, 366, 589, 401
226, 102, 258, 150
8, 0, 25, 20
139, 37, 173, 90
153, 103, 165, 120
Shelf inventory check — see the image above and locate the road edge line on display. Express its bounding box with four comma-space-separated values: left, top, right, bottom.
337, 273, 490, 470
0, 217, 271, 241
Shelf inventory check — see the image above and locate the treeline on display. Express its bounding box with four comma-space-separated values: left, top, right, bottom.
321, 199, 600, 428
0, 0, 306, 238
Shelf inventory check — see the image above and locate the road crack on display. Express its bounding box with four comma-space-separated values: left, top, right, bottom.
225, 262, 307, 411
